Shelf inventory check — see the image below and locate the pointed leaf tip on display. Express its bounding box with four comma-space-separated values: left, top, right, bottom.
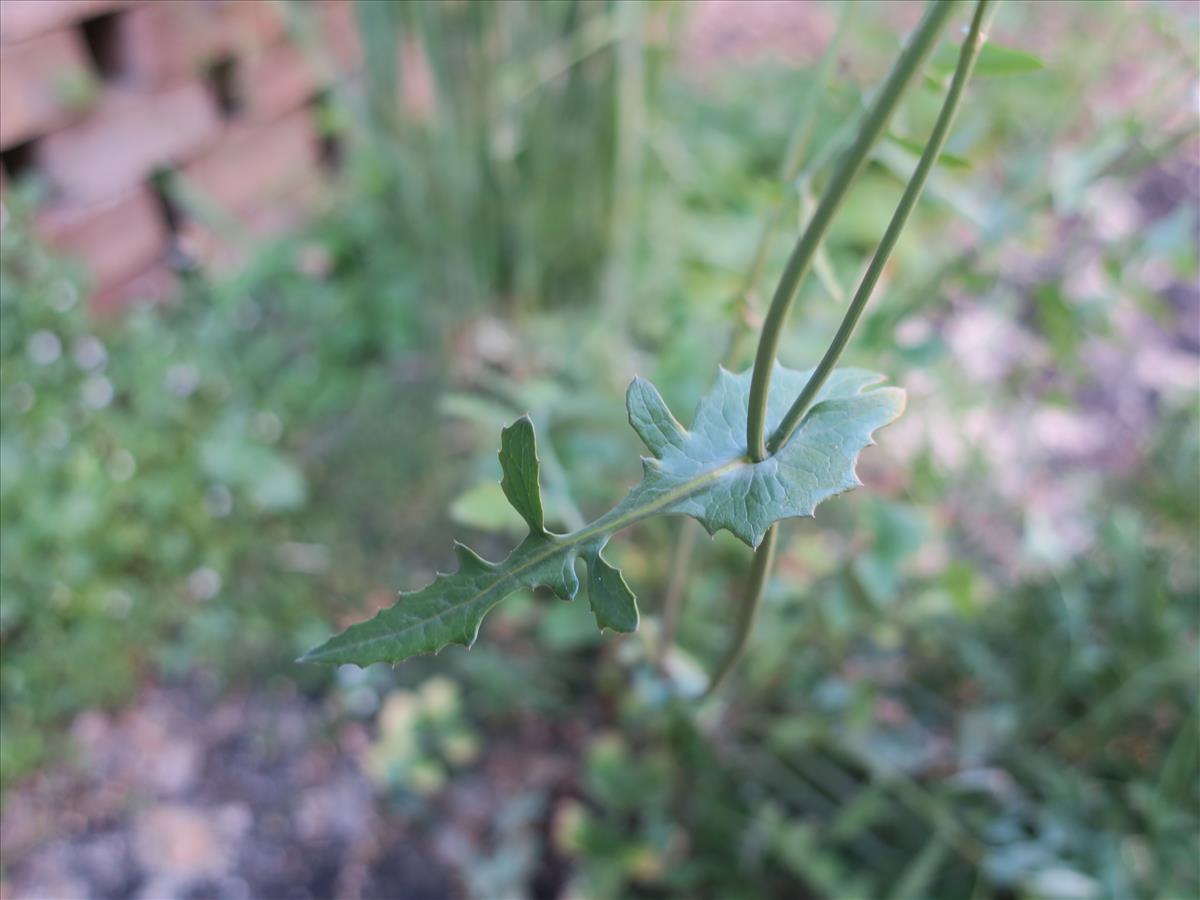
623, 365, 906, 547
499, 415, 546, 534
626, 377, 687, 459
453, 541, 492, 573
587, 553, 639, 633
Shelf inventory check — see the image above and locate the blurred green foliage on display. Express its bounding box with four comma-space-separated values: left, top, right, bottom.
397, 2, 1198, 896
2, 1, 1197, 898
0, 227, 308, 779
0, 197, 455, 787
362, 676, 480, 798
340, 0, 636, 313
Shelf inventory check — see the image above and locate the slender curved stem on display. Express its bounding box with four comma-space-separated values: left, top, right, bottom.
706, 0, 994, 696
721, 1, 855, 368
768, 0, 996, 455
602, 0, 645, 319
780, 2, 855, 185
665, 4, 853, 664
745, 0, 959, 462
658, 518, 699, 664
696, 1, 952, 684
702, 523, 778, 698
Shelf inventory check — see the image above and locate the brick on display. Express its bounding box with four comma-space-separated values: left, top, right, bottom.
177, 108, 323, 228
174, 219, 243, 272
236, 42, 320, 121
0, 28, 95, 148
106, 2, 220, 86
35, 79, 221, 201
319, 0, 361, 71
0, 0, 125, 44
92, 260, 177, 315
35, 184, 167, 291
228, 1, 288, 51
175, 109, 325, 271
110, 0, 286, 87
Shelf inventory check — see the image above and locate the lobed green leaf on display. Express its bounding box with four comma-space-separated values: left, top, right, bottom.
302, 364, 903, 667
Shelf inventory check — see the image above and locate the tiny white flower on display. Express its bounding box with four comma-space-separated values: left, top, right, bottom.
82, 375, 114, 409
252, 411, 283, 443
28, 330, 62, 365
204, 484, 233, 518
165, 363, 200, 398
72, 335, 108, 371
11, 382, 35, 413
107, 449, 136, 482
187, 567, 222, 601
50, 280, 78, 312
105, 589, 133, 618
43, 419, 69, 449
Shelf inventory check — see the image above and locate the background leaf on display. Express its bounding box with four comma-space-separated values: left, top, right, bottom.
933, 41, 1045, 76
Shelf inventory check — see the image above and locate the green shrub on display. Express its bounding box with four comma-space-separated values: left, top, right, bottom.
0, 226, 294, 783
0, 199, 458, 787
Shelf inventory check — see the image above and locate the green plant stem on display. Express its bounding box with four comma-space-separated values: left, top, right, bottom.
768, 0, 995, 455
706, 0, 992, 696
780, 2, 855, 185
745, 0, 958, 462
722, 1, 855, 367
658, 518, 699, 664
602, 0, 646, 319
665, 6, 853, 665
701, 523, 778, 698
500, 9, 621, 110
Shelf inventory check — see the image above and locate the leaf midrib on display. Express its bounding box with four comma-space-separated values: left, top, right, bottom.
302, 457, 747, 660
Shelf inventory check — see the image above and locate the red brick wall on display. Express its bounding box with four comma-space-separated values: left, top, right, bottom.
0, 0, 360, 312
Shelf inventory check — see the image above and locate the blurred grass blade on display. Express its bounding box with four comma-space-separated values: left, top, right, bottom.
933, 40, 1045, 75
797, 178, 847, 303
888, 132, 972, 170
888, 835, 952, 900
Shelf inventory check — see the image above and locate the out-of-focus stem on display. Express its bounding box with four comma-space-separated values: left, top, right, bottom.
745, 0, 958, 461
658, 518, 699, 663
721, 1, 855, 368
708, 0, 992, 696
602, 0, 646, 317
664, 5, 854, 664
702, 523, 778, 698
769, 0, 996, 453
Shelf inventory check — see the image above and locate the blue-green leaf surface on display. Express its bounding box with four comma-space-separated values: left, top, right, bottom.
620, 364, 904, 548
301, 364, 903, 666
